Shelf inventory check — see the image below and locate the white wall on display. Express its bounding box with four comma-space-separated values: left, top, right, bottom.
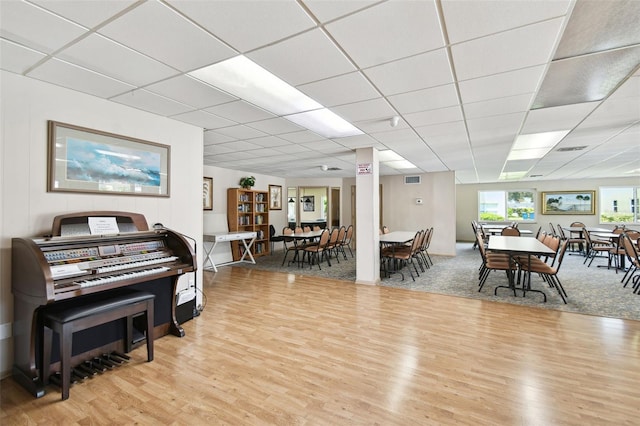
343, 171, 457, 256
456, 177, 640, 241
0, 71, 203, 377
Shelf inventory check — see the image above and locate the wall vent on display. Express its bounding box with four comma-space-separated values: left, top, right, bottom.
404, 175, 421, 184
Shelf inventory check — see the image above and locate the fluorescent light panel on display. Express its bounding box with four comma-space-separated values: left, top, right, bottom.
189, 55, 362, 138
378, 150, 417, 169
285, 109, 363, 139
507, 130, 569, 160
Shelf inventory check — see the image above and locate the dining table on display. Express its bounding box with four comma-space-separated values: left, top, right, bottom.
487, 235, 556, 301
283, 229, 325, 267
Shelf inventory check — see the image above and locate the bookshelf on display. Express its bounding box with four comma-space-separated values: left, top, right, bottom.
227, 188, 270, 260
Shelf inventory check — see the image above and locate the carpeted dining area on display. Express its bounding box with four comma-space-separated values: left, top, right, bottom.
235, 242, 640, 321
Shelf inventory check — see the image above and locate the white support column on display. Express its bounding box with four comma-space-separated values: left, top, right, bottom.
355, 147, 380, 285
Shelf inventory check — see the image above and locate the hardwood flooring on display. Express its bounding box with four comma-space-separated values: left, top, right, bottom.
2, 266, 640, 425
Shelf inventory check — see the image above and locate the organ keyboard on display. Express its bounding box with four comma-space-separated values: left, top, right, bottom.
11, 211, 196, 397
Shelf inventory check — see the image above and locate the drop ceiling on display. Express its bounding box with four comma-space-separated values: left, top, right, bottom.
1, 0, 639, 183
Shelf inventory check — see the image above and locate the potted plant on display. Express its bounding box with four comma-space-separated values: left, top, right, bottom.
239, 176, 255, 189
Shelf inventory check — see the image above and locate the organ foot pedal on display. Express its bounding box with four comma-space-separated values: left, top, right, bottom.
48, 352, 131, 390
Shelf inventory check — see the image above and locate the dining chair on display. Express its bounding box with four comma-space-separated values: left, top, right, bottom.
280, 228, 298, 266
501, 227, 520, 236
269, 225, 286, 254
333, 226, 348, 260
620, 232, 640, 292
303, 229, 331, 269
516, 240, 569, 304
584, 230, 615, 267
325, 227, 341, 263
381, 230, 422, 281
569, 222, 586, 253
422, 227, 434, 266
342, 225, 354, 258
608, 227, 626, 272
548, 222, 557, 236
475, 232, 514, 293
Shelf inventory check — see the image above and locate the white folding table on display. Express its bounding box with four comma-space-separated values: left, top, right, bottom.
203, 231, 257, 272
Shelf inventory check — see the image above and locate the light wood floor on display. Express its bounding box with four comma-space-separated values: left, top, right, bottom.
2, 266, 640, 425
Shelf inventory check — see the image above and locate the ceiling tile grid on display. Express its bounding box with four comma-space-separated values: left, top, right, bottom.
1, 0, 638, 183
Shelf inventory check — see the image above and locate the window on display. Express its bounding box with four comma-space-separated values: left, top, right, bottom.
479, 190, 536, 222
599, 187, 640, 224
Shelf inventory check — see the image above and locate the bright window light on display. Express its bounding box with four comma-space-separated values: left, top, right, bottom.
284, 109, 363, 139
189, 55, 322, 116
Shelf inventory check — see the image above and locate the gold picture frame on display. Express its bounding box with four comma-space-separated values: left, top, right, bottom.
47, 120, 170, 196
269, 184, 282, 210
541, 190, 596, 215
203, 177, 213, 210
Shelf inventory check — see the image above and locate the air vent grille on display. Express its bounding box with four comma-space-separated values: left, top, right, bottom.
556, 146, 587, 152
404, 176, 421, 184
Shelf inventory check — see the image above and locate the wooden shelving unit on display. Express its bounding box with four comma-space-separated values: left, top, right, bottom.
227, 188, 270, 260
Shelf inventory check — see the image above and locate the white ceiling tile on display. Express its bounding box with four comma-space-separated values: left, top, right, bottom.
404, 106, 463, 128
467, 113, 525, 145
203, 131, 236, 145
248, 29, 355, 86
204, 144, 236, 155
168, 0, 315, 52
0, 38, 47, 74
300, 139, 351, 154
452, 18, 564, 81
414, 121, 469, 150
458, 65, 546, 104
577, 97, 640, 130
388, 84, 459, 114
0, 1, 87, 53
217, 140, 264, 152
171, 110, 237, 129
111, 89, 193, 116
31, 0, 137, 29
331, 98, 396, 122
303, 0, 380, 22
57, 34, 178, 86
325, 0, 444, 68
146, 75, 237, 109
247, 117, 305, 134
28, 58, 135, 98
247, 136, 292, 148
442, 0, 571, 44
274, 143, 314, 154
370, 128, 419, 144
364, 49, 453, 95
463, 93, 534, 120
297, 72, 379, 107
214, 125, 268, 140
355, 118, 409, 134
279, 130, 326, 143
521, 102, 599, 134
205, 101, 275, 123
99, 1, 235, 72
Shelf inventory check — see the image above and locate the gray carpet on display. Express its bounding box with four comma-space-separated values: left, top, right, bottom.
232, 243, 640, 321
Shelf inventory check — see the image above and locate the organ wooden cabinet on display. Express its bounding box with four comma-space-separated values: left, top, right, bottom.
227, 188, 269, 260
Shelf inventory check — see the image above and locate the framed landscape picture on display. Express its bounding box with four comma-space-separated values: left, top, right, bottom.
541, 190, 596, 215
48, 120, 170, 197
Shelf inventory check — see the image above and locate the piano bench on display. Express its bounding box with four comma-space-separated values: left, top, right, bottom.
40, 290, 155, 401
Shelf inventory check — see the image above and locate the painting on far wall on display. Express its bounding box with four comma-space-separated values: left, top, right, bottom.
541, 191, 596, 215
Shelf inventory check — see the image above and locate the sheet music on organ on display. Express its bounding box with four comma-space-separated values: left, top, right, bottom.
88, 217, 119, 235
